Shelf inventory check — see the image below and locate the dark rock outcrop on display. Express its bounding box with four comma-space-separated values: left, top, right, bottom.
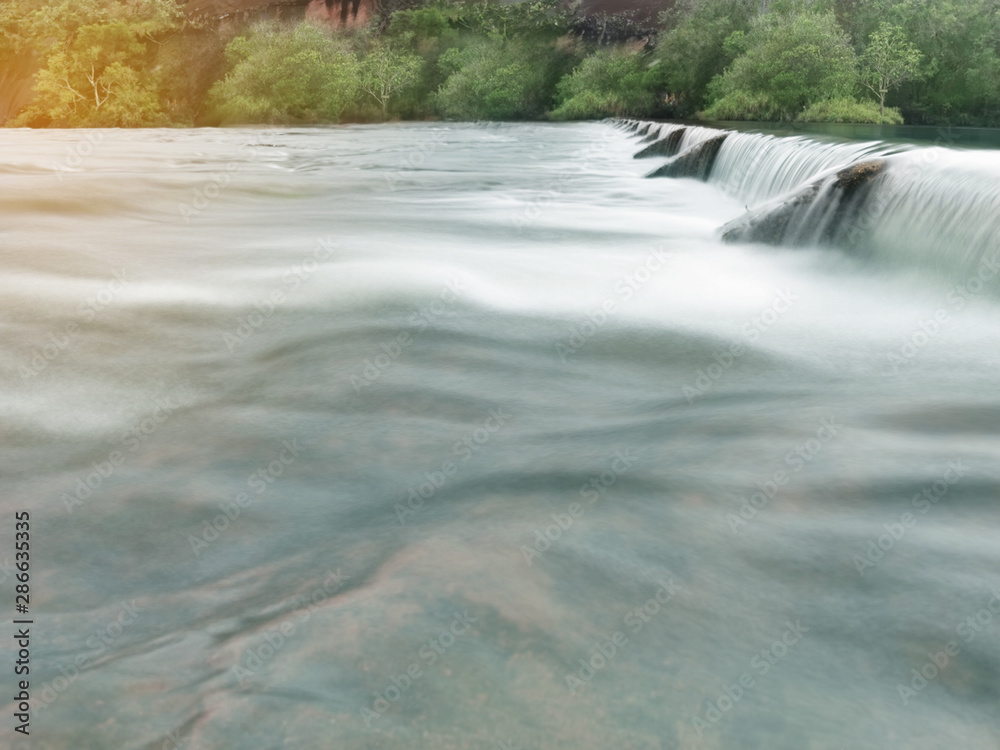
720, 159, 888, 245
640, 124, 664, 142
646, 133, 729, 180
634, 127, 686, 159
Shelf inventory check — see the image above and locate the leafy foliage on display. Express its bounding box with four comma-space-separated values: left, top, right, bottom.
359, 42, 422, 116
551, 46, 657, 119
12, 19, 168, 126
383, 6, 462, 116
433, 37, 572, 120
645, 0, 758, 115
207, 23, 360, 124
860, 22, 921, 116
5, 0, 1000, 127
702, 11, 858, 121
699, 90, 780, 121
861, 22, 923, 112
797, 97, 904, 124
821, 0, 1000, 124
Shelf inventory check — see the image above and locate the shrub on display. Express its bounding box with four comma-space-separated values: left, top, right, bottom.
699, 90, 779, 121
155, 28, 230, 126
645, 0, 758, 115
207, 23, 361, 124
550, 47, 656, 119
358, 42, 422, 117
11, 19, 168, 127
433, 38, 569, 120
703, 10, 858, 122
796, 97, 904, 124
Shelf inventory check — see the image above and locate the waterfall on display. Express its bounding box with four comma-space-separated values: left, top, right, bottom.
709, 131, 900, 203
863, 149, 1000, 279
676, 124, 726, 153
621, 120, 1000, 285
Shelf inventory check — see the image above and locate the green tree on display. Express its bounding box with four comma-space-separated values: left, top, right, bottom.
359, 42, 422, 117
883, 0, 999, 125
645, 0, 759, 115
551, 46, 656, 119
207, 23, 361, 124
7, 0, 181, 126
12, 20, 166, 126
860, 22, 921, 116
703, 10, 858, 121
434, 37, 571, 120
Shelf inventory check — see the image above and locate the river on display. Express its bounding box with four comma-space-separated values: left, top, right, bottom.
1, 121, 998, 749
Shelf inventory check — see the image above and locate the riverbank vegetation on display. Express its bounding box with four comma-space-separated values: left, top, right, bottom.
2, 0, 999, 127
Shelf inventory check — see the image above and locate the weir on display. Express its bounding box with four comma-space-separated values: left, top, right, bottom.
634, 126, 686, 159
720, 160, 887, 246
647, 134, 729, 180
616, 118, 1000, 285
640, 124, 666, 142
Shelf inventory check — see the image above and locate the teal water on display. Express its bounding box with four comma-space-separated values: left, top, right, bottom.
1, 122, 999, 749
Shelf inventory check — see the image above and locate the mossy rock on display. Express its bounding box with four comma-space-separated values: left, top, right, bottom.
720, 159, 888, 245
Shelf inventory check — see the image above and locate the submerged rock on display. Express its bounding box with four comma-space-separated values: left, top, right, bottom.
640, 124, 664, 142
720, 159, 888, 245
634, 128, 686, 159
646, 134, 730, 180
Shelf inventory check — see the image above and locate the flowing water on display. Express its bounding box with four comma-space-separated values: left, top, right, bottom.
1, 121, 999, 750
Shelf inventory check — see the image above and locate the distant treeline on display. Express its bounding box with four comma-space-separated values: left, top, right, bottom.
2, 0, 999, 127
